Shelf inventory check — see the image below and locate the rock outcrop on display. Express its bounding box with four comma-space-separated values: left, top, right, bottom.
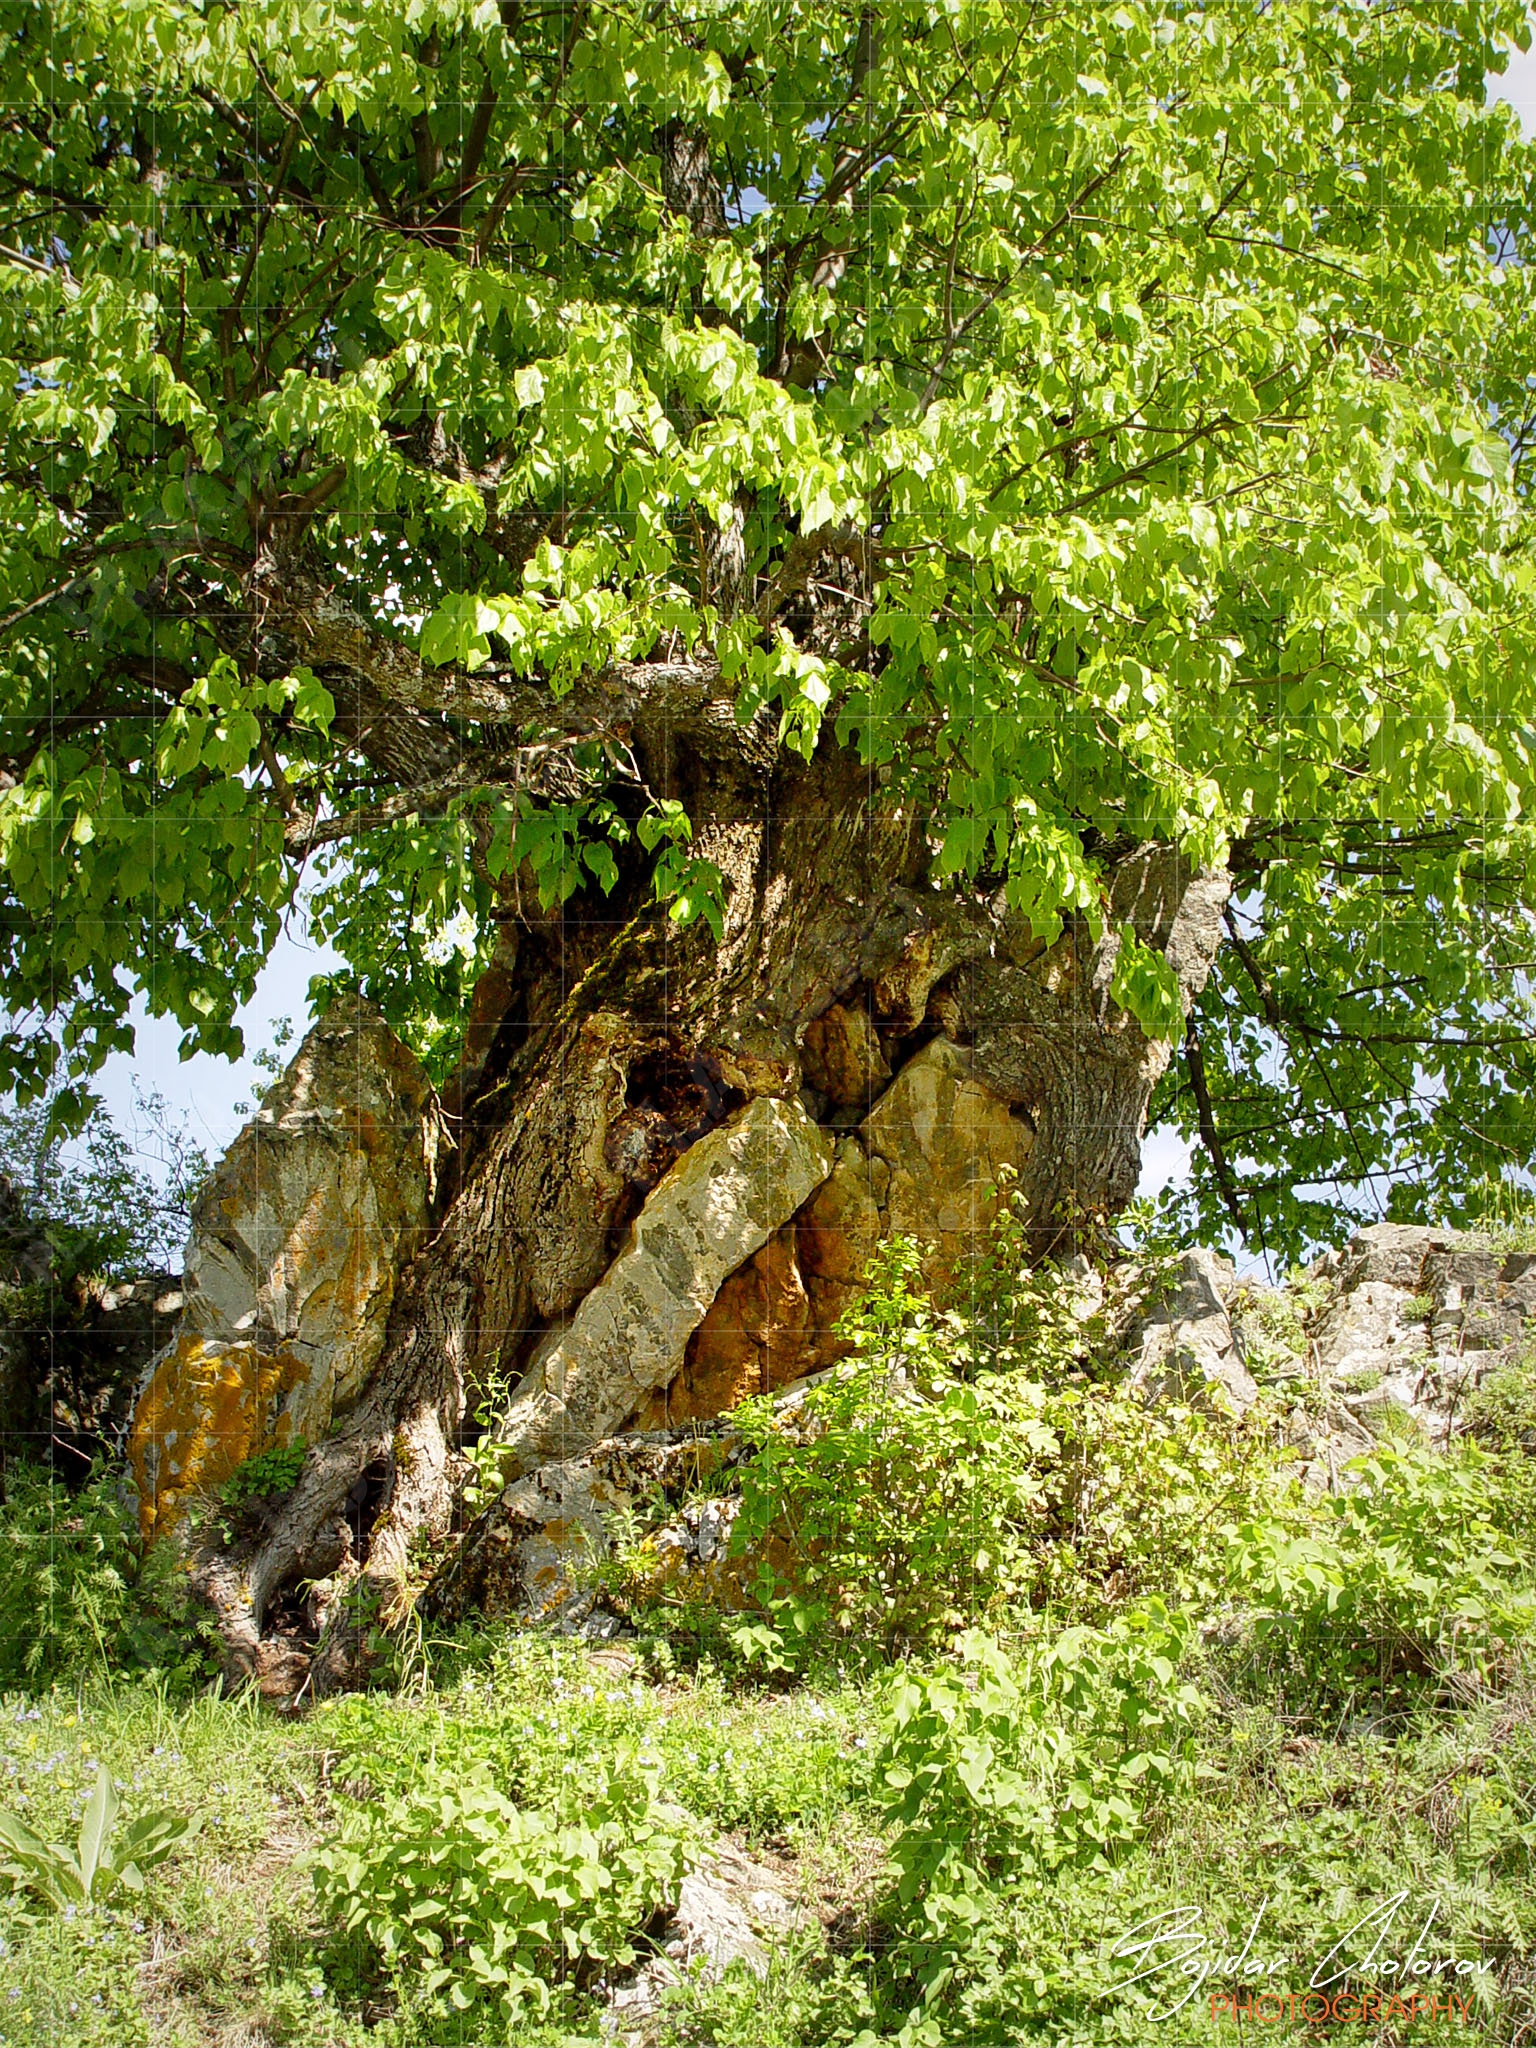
1121, 1221, 1536, 1477
1126, 1247, 1259, 1415
492, 1095, 835, 1473
1290, 1223, 1536, 1468
632, 1039, 1031, 1425
427, 1429, 749, 1627
128, 1003, 444, 1539
607, 1837, 814, 2042
427, 1213, 1536, 1641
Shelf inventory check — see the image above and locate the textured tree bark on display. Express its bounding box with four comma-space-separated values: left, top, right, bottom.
194, 735, 1228, 1689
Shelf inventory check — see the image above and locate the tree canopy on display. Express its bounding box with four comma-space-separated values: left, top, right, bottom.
2, 0, 1535, 1257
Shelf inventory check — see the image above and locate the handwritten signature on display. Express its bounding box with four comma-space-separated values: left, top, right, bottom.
1108, 1894, 1494, 2019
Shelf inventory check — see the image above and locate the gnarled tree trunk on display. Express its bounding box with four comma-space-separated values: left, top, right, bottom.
180, 714, 1227, 1688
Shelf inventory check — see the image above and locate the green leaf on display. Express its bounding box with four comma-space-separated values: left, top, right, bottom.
76, 1769, 118, 1896
1109, 927, 1185, 1041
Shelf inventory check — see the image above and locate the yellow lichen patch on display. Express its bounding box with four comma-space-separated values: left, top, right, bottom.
128, 1335, 307, 1541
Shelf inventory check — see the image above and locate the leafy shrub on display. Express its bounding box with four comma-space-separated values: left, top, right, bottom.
309, 1751, 693, 2029
730, 1240, 1061, 1660
723, 1226, 1279, 1663
218, 1441, 305, 1508
0, 1460, 207, 1691
1221, 1444, 1533, 1704
1464, 1347, 1536, 1457
0, 1767, 195, 1910
876, 1603, 1205, 1941
1028, 1381, 1280, 1620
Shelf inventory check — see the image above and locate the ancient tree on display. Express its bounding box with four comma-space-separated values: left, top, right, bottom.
4, 1, 1536, 1673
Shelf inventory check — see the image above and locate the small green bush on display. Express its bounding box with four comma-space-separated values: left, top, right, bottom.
0, 1461, 206, 1691
729, 1240, 1062, 1660
218, 1441, 305, 1508
309, 1751, 694, 2030
876, 1603, 1205, 1939
1464, 1348, 1536, 1456
722, 1225, 1279, 1664
1221, 1443, 1533, 1704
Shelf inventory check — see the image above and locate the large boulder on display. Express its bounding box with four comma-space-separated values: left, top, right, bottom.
494, 1096, 835, 1472
860, 1036, 1034, 1291
631, 1042, 1031, 1428
128, 1003, 444, 1539
1126, 1247, 1258, 1415
630, 1040, 1030, 1428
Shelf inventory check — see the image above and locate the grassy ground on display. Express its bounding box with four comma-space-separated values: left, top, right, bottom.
3, 1620, 1535, 2047
5, 1242, 1536, 2045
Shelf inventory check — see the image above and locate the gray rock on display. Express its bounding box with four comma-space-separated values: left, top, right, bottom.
605, 1838, 812, 2042
1278, 1223, 1536, 1474
1126, 1247, 1259, 1415
427, 1430, 746, 1625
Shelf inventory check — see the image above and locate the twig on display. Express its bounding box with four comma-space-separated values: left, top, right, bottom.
1184, 1014, 1249, 1242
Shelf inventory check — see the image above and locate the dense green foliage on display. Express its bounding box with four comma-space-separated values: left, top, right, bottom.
3, 1424, 1535, 2042
720, 1230, 1280, 1663
11, 1223, 1533, 2042
310, 1755, 693, 2028
0, 0, 1531, 1245
0, 1463, 209, 1692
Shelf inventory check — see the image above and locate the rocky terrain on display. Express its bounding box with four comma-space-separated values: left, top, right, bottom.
6, 1003, 1497, 1683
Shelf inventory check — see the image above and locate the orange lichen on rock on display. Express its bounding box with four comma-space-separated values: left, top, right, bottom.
629, 1041, 1031, 1433
128, 1335, 305, 1541
127, 1000, 444, 1542
801, 1000, 890, 1109
633, 1226, 811, 1429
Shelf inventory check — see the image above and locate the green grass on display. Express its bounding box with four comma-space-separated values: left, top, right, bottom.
2, 1257, 1534, 2044
1, 1628, 1533, 2046
0, 1642, 889, 2046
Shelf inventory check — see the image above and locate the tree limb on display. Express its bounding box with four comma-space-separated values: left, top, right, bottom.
917, 147, 1129, 416
1184, 1014, 1249, 1241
